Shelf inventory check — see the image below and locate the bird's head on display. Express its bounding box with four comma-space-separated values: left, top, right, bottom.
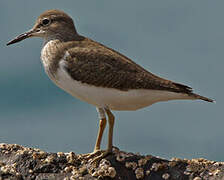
7, 9, 77, 46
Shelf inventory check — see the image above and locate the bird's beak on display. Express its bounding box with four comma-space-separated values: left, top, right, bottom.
6, 29, 37, 46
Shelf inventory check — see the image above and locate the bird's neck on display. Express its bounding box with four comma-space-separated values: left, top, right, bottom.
41, 34, 86, 78
43, 31, 79, 45
41, 39, 63, 78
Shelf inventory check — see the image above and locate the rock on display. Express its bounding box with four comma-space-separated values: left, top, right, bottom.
0, 143, 224, 180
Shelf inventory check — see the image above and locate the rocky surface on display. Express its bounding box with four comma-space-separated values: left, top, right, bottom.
0, 143, 224, 180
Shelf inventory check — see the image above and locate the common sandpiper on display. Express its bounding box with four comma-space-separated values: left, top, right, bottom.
7, 9, 214, 161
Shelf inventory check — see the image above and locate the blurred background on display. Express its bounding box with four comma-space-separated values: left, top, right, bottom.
0, 0, 222, 161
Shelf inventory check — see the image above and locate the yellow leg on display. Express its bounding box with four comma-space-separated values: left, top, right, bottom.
89, 109, 114, 164
94, 118, 107, 152
105, 109, 115, 152
83, 108, 107, 159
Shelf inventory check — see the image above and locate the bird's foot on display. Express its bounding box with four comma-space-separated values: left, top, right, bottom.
88, 150, 112, 167
82, 149, 103, 160
90, 150, 112, 164
82, 147, 118, 167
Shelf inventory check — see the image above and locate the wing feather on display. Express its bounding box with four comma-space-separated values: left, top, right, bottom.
62, 42, 193, 94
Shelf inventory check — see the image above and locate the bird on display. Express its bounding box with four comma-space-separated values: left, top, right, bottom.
7, 9, 214, 161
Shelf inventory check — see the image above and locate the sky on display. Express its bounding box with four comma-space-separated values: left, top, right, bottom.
0, 0, 223, 161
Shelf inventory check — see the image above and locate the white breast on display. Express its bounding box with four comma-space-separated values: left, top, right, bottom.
41, 40, 58, 68
50, 58, 194, 111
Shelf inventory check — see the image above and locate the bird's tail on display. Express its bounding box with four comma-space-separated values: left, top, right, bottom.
172, 82, 214, 103
190, 93, 215, 103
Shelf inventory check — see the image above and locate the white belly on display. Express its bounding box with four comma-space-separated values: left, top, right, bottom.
49, 62, 193, 111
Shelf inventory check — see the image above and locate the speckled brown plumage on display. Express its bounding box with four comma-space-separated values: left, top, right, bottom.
7, 9, 214, 103
46, 37, 192, 94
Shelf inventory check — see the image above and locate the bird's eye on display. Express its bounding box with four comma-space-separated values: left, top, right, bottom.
42, 18, 51, 26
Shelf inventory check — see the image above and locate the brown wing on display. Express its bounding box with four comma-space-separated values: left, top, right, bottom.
63, 39, 193, 94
